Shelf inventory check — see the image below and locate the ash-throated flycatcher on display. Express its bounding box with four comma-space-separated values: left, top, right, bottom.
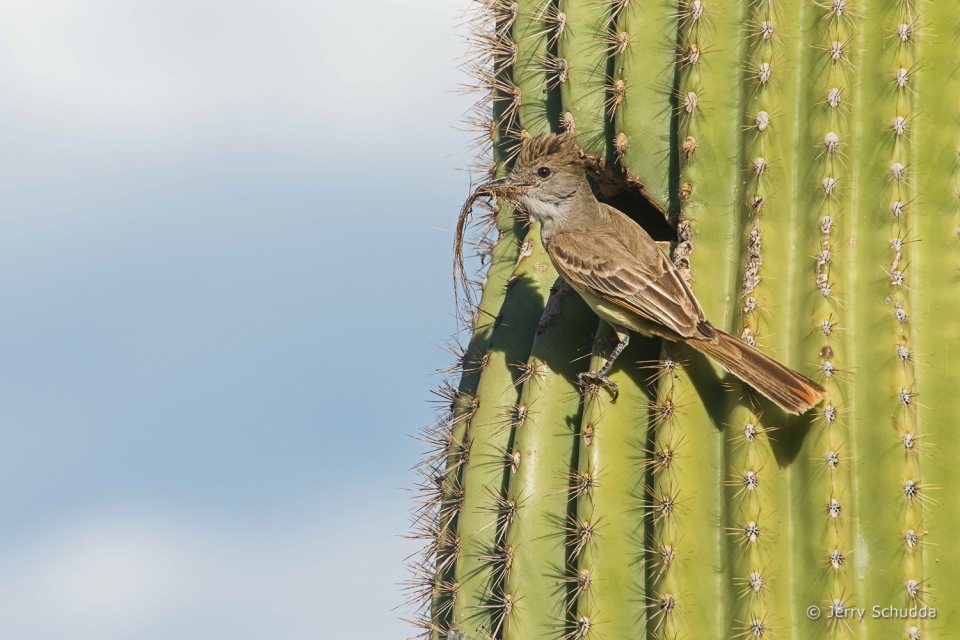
480, 133, 823, 414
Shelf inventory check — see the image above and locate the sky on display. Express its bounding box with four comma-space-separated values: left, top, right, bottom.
0, 1, 475, 637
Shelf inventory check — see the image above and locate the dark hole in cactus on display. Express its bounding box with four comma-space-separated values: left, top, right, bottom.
581, 151, 677, 242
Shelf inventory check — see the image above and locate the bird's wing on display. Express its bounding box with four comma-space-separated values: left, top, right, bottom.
547, 223, 705, 339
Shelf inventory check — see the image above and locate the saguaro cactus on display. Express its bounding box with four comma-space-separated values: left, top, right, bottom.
406, 0, 960, 638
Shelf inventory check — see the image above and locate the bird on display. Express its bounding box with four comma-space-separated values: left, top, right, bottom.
478, 132, 823, 414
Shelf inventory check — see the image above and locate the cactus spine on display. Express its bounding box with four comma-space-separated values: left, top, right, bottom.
408, 0, 960, 638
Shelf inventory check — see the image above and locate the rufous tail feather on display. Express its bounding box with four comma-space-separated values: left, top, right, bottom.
688, 323, 824, 415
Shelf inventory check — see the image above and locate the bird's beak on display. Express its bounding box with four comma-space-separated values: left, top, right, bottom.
479, 175, 533, 197
483, 176, 512, 191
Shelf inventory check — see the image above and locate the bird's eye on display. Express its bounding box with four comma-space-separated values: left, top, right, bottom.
537, 166, 551, 178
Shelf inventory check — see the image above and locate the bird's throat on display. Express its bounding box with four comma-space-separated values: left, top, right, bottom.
518, 194, 570, 228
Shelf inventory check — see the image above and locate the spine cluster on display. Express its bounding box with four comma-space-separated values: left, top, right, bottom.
729, 2, 785, 635
559, 5, 648, 640
405, 1, 530, 638
885, 2, 927, 635
738, 0, 780, 357
672, 0, 709, 282
647, 344, 688, 639
812, 0, 856, 626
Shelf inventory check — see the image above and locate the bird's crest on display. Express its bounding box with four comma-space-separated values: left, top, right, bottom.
516, 133, 584, 171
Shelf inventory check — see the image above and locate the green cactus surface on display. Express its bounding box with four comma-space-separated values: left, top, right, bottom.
407, 0, 960, 638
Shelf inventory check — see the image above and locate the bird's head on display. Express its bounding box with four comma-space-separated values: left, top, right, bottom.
481, 133, 591, 229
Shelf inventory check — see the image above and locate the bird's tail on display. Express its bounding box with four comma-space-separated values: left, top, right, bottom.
688, 323, 824, 415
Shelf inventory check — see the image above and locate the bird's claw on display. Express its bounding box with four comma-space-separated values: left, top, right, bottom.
578, 371, 619, 401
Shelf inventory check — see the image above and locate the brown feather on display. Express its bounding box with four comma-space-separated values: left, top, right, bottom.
544, 203, 706, 339
516, 132, 582, 170
689, 324, 825, 414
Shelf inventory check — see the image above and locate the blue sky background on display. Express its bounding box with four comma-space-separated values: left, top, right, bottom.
0, 1, 474, 637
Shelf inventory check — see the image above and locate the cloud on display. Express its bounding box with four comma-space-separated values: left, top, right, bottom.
0, 497, 417, 639
0, 0, 472, 140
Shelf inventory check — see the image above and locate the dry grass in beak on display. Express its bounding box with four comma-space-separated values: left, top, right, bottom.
453, 181, 527, 303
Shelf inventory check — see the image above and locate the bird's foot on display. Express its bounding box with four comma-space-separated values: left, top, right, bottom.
578, 370, 619, 401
